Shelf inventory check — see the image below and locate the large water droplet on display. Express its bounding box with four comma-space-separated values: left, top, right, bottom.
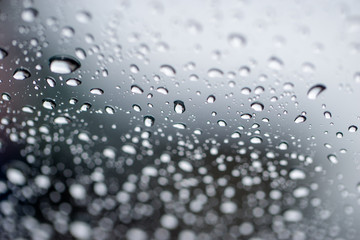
178, 160, 193, 172
348, 125, 358, 133
217, 120, 227, 127
173, 123, 186, 129
132, 104, 142, 112
46, 77, 56, 87
13, 68, 31, 80
268, 56, 283, 70
49, 55, 81, 74
160, 65, 176, 77
2, 93, 11, 101
156, 87, 168, 95
105, 106, 115, 114
250, 136, 262, 144
122, 145, 136, 155
307, 84, 326, 100
289, 169, 306, 180
144, 116, 155, 127
174, 100, 185, 114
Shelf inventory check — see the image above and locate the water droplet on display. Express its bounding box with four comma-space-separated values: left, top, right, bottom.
284, 209, 303, 222
90, 88, 104, 95
173, 123, 186, 129
6, 168, 26, 185
75, 48, 86, 60
178, 160, 193, 172
278, 142, 288, 150
105, 106, 115, 114
250, 136, 262, 144
160, 65, 176, 77
294, 115, 306, 123
348, 125, 358, 132
268, 56, 283, 70
241, 87, 251, 95
42, 99, 56, 110
130, 64, 139, 74
144, 116, 155, 127
220, 201, 237, 214
131, 85, 143, 94
54, 116, 71, 125
324, 111, 332, 119
251, 102, 264, 112
327, 154, 338, 164
69, 98, 78, 105
0, 48, 8, 59
2, 93, 11, 101
76, 11, 92, 23
156, 87, 168, 95
239, 66, 250, 77
174, 100, 185, 114
254, 86, 265, 94
207, 68, 223, 78
66, 78, 82, 86
22, 105, 35, 113
49, 55, 81, 74
69, 222, 92, 240
289, 169, 306, 180
241, 113, 252, 119
307, 84, 326, 100
207, 95, 216, 103
231, 132, 241, 138
132, 104, 141, 112
217, 120, 227, 127
228, 33, 246, 48
46, 77, 56, 87
21, 8, 38, 22
13, 68, 31, 80
293, 187, 310, 198
80, 103, 91, 111
336, 132, 343, 138
122, 144, 136, 155
61, 26, 75, 38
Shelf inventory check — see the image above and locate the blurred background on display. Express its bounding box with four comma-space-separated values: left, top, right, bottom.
0, 0, 360, 239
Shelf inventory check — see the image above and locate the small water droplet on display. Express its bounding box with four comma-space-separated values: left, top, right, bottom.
80, 103, 91, 111
105, 106, 115, 114
327, 154, 338, 164
22, 105, 35, 113
130, 64, 139, 74
46, 77, 56, 87
324, 111, 332, 119
250, 136, 262, 144
66, 78, 82, 86
132, 104, 142, 112
42, 99, 56, 110
348, 125, 358, 133
307, 84, 326, 100
49, 55, 81, 74
54, 116, 71, 125
241, 113, 252, 119
90, 88, 104, 95
174, 100, 185, 114
156, 87, 168, 95
75, 48, 86, 60
131, 85, 143, 94
160, 65, 176, 77
231, 132, 241, 138
173, 123, 186, 129
61, 26, 75, 38
336, 132, 343, 138
21, 8, 38, 22
144, 116, 155, 127
122, 144, 136, 155
207, 68, 223, 78
178, 160, 193, 172
76, 11, 92, 23
2, 93, 11, 101
278, 142, 288, 150
251, 102, 264, 112
241, 87, 251, 95
217, 120, 227, 127
13, 68, 31, 80
289, 169, 306, 180
268, 56, 283, 70
0, 48, 8, 59
228, 33, 246, 48
207, 95, 216, 103
294, 115, 306, 123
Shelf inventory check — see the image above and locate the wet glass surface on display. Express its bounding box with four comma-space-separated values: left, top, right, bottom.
0, 0, 360, 239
